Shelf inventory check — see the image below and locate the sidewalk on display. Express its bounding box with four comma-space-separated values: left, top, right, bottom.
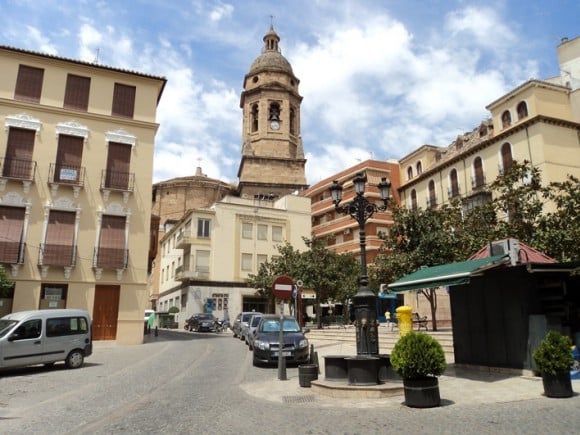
241, 330, 579, 408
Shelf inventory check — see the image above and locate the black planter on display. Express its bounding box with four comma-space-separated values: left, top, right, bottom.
298, 364, 318, 388
403, 377, 441, 408
542, 372, 573, 398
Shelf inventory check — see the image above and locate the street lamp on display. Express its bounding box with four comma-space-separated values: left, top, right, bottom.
330, 172, 391, 356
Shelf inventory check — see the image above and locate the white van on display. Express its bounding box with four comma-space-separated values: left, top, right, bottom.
0, 309, 92, 370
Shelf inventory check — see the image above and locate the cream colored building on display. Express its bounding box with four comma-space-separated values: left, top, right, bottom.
157, 193, 311, 326
0, 45, 166, 344
399, 36, 580, 214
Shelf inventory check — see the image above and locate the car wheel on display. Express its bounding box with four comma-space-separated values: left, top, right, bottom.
65, 350, 84, 369
252, 355, 260, 367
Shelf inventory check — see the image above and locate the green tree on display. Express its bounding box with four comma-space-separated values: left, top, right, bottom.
0, 265, 14, 298
247, 237, 359, 329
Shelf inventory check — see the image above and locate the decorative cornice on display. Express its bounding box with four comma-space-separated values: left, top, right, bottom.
56, 120, 89, 141
105, 129, 136, 147
5, 113, 41, 133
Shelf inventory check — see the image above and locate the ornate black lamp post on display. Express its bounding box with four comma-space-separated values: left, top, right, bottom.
330, 172, 391, 356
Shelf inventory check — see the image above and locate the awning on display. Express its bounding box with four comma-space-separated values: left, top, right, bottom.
388, 254, 509, 292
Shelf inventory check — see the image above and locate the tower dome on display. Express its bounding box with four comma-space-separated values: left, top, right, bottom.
248, 25, 293, 75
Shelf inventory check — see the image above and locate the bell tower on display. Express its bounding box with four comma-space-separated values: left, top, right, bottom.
237, 25, 308, 199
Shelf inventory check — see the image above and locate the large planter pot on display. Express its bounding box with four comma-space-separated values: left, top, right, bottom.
298, 364, 318, 388
542, 372, 573, 398
403, 377, 441, 408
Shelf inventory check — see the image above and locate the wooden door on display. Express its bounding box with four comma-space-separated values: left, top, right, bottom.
93, 285, 120, 340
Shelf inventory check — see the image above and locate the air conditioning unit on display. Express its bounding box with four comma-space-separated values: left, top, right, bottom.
489, 238, 520, 266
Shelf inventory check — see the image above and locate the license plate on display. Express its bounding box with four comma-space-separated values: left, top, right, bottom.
273, 351, 291, 357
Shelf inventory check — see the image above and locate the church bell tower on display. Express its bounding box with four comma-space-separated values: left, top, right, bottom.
237, 25, 308, 199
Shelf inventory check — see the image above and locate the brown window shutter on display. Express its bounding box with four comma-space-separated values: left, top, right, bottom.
0, 206, 25, 263
15, 65, 44, 103
98, 215, 126, 268
55, 135, 83, 183
43, 211, 75, 265
64, 74, 90, 111
112, 83, 136, 118
105, 142, 131, 189
3, 128, 35, 179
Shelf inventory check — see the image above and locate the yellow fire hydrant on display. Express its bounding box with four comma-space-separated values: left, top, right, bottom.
396, 305, 413, 336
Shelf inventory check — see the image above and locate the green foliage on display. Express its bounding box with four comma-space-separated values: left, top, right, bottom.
532, 331, 574, 376
390, 332, 447, 379
168, 306, 180, 314
0, 265, 14, 298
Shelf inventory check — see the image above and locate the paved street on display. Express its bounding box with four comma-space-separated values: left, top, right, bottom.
0, 329, 579, 434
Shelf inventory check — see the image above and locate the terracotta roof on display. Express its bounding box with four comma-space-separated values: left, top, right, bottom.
469, 239, 556, 264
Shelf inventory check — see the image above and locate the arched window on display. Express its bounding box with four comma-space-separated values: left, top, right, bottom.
449, 169, 459, 198
410, 189, 417, 210
407, 166, 413, 180
501, 110, 511, 129
516, 101, 528, 120
428, 180, 436, 208
501, 143, 513, 173
416, 161, 422, 175
251, 104, 259, 132
269, 102, 280, 121
473, 157, 485, 188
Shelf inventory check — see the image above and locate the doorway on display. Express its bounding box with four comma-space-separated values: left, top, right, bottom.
93, 285, 120, 340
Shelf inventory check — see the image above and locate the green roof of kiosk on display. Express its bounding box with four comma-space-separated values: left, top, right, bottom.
387, 255, 508, 292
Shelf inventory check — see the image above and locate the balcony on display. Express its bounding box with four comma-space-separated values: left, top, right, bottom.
471, 174, 487, 190
38, 244, 77, 278
100, 169, 135, 203
426, 196, 438, 209
175, 265, 209, 281
0, 157, 36, 193
48, 163, 86, 198
447, 186, 461, 200
176, 230, 193, 249
0, 241, 26, 265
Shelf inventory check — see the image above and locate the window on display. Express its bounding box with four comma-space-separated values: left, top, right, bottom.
251, 103, 259, 132
416, 161, 422, 175
272, 226, 283, 242
0, 206, 25, 264
41, 283, 68, 304
64, 74, 90, 111
516, 101, 528, 120
3, 128, 35, 179
289, 107, 296, 135
269, 102, 280, 121
104, 142, 131, 190
212, 293, 229, 311
257, 254, 267, 269
407, 166, 413, 180
500, 143, 513, 173
15, 65, 44, 103
42, 210, 76, 266
46, 316, 88, 337
449, 169, 460, 198
197, 218, 210, 238
257, 224, 268, 240
473, 157, 485, 188
195, 250, 210, 276
54, 135, 83, 184
427, 180, 437, 208
13, 319, 42, 340
112, 83, 136, 118
501, 110, 511, 129
96, 215, 127, 269
410, 190, 417, 211
242, 222, 253, 239
241, 253, 253, 271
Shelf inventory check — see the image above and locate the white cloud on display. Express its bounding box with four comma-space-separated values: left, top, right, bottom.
209, 3, 234, 22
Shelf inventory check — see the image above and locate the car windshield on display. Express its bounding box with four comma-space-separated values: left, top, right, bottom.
199, 314, 214, 320
242, 313, 254, 322
260, 318, 300, 333
0, 319, 17, 338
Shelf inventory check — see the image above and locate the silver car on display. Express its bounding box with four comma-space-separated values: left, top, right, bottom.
244, 314, 263, 349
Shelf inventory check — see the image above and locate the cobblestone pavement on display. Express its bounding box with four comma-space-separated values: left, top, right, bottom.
0, 329, 578, 434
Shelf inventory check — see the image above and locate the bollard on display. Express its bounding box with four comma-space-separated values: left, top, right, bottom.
154, 326, 158, 337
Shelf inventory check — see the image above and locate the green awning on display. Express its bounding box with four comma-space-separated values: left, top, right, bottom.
387, 254, 509, 292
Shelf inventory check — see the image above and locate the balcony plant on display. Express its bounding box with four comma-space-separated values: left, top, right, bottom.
390, 331, 447, 408
532, 331, 574, 398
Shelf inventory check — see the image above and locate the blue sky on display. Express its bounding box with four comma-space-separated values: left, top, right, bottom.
1, 0, 578, 185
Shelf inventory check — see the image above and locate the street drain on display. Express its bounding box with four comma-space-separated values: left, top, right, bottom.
283, 395, 316, 404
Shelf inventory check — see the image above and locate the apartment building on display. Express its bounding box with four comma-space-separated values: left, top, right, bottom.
399, 36, 580, 213
0, 45, 166, 344
301, 160, 400, 265
157, 194, 311, 326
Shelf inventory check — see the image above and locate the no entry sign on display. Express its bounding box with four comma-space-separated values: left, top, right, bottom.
272, 275, 294, 299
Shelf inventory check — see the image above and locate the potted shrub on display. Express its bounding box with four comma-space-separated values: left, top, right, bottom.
532, 331, 574, 398
390, 331, 447, 408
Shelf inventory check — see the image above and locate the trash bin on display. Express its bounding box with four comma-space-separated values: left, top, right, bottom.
298, 364, 319, 387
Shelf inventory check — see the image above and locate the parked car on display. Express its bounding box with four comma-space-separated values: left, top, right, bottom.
252, 315, 310, 366
243, 313, 263, 349
189, 313, 216, 332
232, 311, 262, 339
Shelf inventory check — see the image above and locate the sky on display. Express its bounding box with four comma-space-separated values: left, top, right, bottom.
1, 0, 578, 186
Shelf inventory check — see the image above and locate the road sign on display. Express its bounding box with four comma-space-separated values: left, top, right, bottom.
272, 275, 294, 299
